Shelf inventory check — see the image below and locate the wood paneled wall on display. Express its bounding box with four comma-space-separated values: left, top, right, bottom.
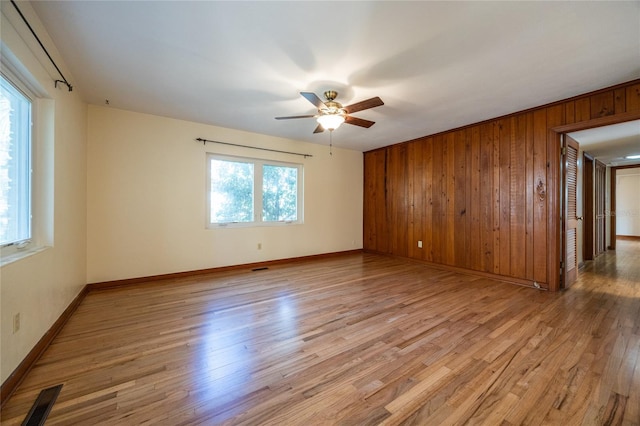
363, 80, 640, 291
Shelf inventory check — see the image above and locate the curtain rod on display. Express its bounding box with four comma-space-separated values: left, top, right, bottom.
10, 0, 73, 92
196, 138, 312, 158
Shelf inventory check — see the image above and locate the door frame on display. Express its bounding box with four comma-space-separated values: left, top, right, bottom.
583, 152, 595, 261
609, 164, 640, 250
549, 110, 640, 291
594, 158, 607, 256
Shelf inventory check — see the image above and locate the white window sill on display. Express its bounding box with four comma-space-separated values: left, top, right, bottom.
0, 246, 50, 267
208, 220, 304, 229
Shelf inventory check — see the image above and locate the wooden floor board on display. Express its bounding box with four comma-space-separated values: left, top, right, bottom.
2, 241, 639, 425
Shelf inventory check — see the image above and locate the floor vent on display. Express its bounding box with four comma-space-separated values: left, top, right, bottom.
252, 267, 269, 271
22, 384, 62, 426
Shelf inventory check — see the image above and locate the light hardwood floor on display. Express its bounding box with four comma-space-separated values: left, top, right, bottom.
2, 241, 639, 425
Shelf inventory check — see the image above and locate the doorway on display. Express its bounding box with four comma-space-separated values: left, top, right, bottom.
609, 165, 640, 250
553, 114, 640, 289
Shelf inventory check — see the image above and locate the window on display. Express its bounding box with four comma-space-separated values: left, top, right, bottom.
207, 154, 303, 227
0, 74, 32, 247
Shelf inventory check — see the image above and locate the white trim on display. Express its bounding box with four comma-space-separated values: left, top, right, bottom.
0, 245, 49, 267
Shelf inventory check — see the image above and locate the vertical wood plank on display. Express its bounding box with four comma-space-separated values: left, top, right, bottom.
424, 138, 434, 262
493, 122, 501, 274
626, 83, 640, 111
499, 119, 511, 277
546, 104, 565, 291
564, 101, 576, 125
590, 92, 615, 118
416, 142, 426, 259
525, 112, 535, 280
364, 151, 386, 252
480, 123, 494, 273
416, 141, 426, 259
510, 115, 527, 278
387, 146, 396, 255
446, 132, 456, 266
407, 142, 417, 259
532, 109, 547, 284
363, 153, 375, 251
395, 145, 409, 257
431, 136, 443, 264
575, 98, 590, 122
470, 126, 481, 271
381, 149, 390, 253
464, 128, 473, 270
454, 130, 469, 269
614, 88, 626, 114
417, 145, 427, 259
379, 149, 389, 253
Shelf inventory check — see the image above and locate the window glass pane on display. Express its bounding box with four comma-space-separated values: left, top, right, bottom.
209, 158, 254, 223
0, 75, 31, 246
262, 164, 298, 222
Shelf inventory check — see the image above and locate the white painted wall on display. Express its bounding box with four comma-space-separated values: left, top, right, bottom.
616, 167, 640, 237
87, 106, 363, 283
1, 3, 87, 383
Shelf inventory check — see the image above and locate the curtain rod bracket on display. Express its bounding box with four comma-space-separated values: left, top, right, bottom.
55, 80, 73, 92
196, 138, 312, 158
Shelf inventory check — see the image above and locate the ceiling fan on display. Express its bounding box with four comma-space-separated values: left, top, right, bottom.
275, 91, 384, 133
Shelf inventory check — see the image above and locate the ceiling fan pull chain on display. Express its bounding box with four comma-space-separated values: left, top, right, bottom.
329, 130, 333, 156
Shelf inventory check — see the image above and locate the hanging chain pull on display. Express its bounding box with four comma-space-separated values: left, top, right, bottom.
329, 130, 333, 156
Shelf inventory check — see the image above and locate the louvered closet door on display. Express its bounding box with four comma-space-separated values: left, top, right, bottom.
564, 136, 579, 288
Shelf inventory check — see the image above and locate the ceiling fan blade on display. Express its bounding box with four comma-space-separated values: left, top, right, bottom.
313, 124, 325, 134
344, 97, 384, 114
275, 114, 316, 120
345, 115, 375, 128
300, 92, 325, 109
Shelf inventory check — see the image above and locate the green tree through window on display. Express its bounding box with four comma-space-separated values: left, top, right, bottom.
209, 159, 254, 223
263, 165, 297, 222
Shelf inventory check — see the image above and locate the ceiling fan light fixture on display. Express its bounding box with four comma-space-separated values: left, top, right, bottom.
276, 91, 383, 133
317, 113, 345, 130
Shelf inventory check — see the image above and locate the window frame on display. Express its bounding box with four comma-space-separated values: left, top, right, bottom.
0, 52, 53, 267
0, 71, 33, 254
206, 153, 304, 228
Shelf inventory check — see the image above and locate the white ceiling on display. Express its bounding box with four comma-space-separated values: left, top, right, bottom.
569, 120, 640, 167
28, 1, 640, 152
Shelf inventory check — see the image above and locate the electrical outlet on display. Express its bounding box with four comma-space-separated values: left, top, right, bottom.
13, 313, 20, 333
417, 240, 423, 248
